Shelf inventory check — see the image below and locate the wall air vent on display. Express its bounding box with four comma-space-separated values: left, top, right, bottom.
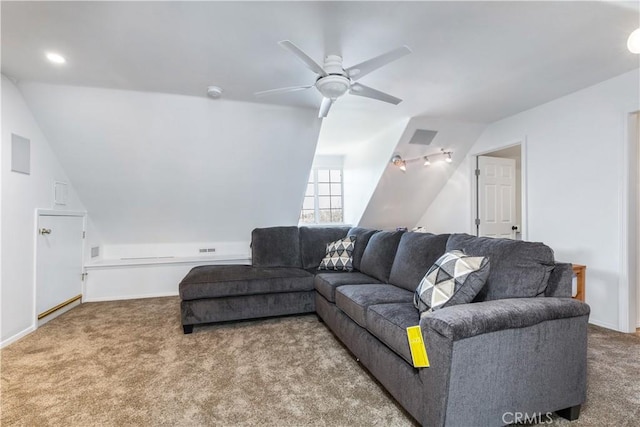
409, 129, 438, 146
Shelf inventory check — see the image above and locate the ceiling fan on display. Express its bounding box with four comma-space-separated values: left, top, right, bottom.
255, 40, 412, 118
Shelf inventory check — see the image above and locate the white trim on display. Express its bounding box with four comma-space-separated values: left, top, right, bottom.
84, 255, 250, 269
469, 138, 528, 240
0, 325, 36, 349
36, 209, 87, 217
619, 111, 640, 333
83, 291, 179, 303
589, 319, 619, 331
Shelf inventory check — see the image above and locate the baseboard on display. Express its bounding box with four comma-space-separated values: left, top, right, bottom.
83, 291, 179, 303
1, 325, 36, 349
588, 319, 620, 331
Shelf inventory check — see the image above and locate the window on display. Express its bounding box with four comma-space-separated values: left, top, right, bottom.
300, 168, 343, 224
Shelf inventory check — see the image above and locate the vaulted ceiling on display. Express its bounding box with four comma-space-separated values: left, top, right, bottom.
3, 1, 639, 154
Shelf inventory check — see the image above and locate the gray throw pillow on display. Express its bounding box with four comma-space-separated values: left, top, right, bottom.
414, 250, 490, 315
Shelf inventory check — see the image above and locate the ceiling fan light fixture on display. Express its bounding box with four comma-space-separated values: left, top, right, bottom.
628, 28, 640, 54
315, 75, 350, 99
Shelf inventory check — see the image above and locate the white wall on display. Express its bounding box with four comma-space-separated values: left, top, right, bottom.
419, 69, 640, 331
18, 82, 322, 246
1, 75, 87, 346
343, 119, 409, 226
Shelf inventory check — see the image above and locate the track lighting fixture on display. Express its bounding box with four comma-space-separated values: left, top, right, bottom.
391, 149, 453, 171
391, 155, 407, 172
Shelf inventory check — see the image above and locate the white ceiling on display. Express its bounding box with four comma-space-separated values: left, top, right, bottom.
2, 1, 639, 154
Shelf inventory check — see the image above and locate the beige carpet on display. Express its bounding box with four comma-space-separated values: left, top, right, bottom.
1, 297, 638, 426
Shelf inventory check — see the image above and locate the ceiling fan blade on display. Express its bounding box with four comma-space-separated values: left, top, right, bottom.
345, 46, 412, 81
254, 85, 313, 98
318, 97, 333, 118
279, 40, 327, 77
349, 83, 402, 105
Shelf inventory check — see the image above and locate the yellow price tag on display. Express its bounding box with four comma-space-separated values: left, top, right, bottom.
406, 325, 430, 368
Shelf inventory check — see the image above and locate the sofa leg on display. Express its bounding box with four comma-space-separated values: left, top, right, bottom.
556, 405, 581, 421
183, 324, 194, 334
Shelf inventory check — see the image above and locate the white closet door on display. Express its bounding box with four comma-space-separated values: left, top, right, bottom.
36, 214, 84, 317
477, 156, 517, 238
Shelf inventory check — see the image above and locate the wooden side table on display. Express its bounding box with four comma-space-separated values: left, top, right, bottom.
571, 264, 586, 302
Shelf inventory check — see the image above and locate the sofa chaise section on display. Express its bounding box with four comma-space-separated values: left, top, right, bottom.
179, 225, 351, 333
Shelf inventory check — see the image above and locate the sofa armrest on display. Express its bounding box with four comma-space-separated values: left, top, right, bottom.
546, 262, 573, 297
420, 297, 590, 341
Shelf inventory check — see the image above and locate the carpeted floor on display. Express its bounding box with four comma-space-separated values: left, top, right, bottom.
1, 297, 638, 426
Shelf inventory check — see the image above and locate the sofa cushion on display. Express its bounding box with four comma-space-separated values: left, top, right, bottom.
366, 303, 419, 365
299, 226, 350, 269
335, 284, 414, 328
346, 227, 378, 271
388, 232, 450, 292
446, 234, 555, 301
414, 250, 490, 314
251, 226, 301, 268
318, 236, 356, 272
314, 272, 382, 303
179, 265, 313, 301
359, 230, 405, 282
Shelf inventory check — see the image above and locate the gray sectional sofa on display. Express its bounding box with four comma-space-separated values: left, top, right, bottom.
179, 226, 590, 426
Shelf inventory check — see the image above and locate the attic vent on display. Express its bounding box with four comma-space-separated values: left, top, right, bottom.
409, 129, 438, 146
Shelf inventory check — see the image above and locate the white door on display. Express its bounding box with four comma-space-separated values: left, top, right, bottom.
36, 214, 84, 319
477, 156, 517, 238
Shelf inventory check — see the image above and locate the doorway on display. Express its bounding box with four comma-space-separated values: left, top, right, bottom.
473, 144, 524, 240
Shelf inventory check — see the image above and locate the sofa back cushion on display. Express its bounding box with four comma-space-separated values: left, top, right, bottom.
346, 227, 379, 271
359, 230, 405, 282
388, 232, 450, 292
446, 233, 555, 301
251, 226, 301, 268
299, 226, 351, 269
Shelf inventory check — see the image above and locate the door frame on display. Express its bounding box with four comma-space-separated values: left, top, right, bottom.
620, 111, 639, 332
469, 139, 528, 241
33, 209, 87, 327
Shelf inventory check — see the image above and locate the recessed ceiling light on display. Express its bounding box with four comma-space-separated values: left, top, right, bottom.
628, 28, 640, 54
46, 52, 66, 64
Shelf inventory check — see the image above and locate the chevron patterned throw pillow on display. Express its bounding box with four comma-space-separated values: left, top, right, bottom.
414, 250, 490, 316
318, 236, 356, 272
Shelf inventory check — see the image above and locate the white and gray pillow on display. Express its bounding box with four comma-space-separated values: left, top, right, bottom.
318, 236, 356, 272
414, 250, 490, 315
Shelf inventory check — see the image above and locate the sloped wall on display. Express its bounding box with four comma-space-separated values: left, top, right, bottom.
18, 83, 321, 246
1, 75, 88, 345
358, 117, 486, 229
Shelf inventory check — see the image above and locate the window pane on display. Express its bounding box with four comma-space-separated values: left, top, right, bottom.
305, 183, 314, 196
300, 210, 315, 223
330, 170, 342, 182
308, 171, 314, 182
303, 197, 315, 210
331, 196, 342, 209
317, 169, 330, 182
319, 209, 332, 223
330, 183, 342, 195
317, 183, 330, 195
318, 196, 331, 209
331, 209, 343, 223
